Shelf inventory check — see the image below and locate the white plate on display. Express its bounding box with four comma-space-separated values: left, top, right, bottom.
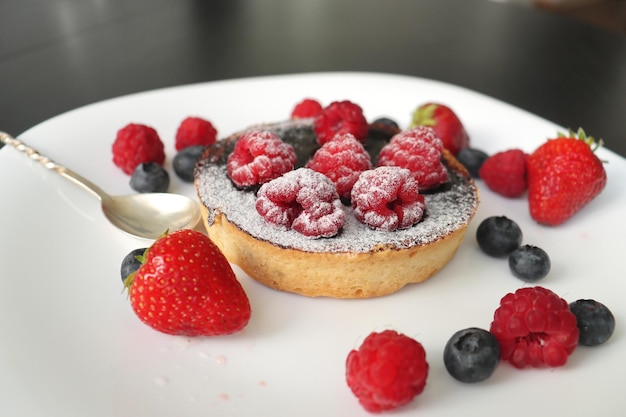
1, 72, 624, 417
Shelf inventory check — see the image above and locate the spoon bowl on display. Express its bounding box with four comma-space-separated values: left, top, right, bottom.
1, 132, 201, 240
101, 192, 201, 239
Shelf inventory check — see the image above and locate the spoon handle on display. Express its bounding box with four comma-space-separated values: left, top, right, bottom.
0, 131, 109, 201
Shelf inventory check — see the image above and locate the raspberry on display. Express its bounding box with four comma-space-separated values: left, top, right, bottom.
313, 100, 369, 146
490, 286, 579, 369
112, 123, 165, 175
479, 148, 528, 197
227, 130, 297, 188
255, 168, 345, 238
305, 132, 372, 200
175, 116, 217, 151
346, 330, 429, 413
290, 98, 323, 119
377, 126, 448, 191
351, 166, 425, 231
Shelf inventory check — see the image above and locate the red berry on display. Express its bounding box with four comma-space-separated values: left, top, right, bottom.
255, 168, 345, 238
351, 166, 425, 231
411, 102, 470, 155
175, 116, 217, 151
313, 100, 369, 146
227, 130, 296, 188
306, 132, 372, 200
490, 286, 579, 369
527, 129, 607, 226
346, 330, 429, 413
112, 123, 165, 175
479, 149, 528, 198
291, 98, 323, 119
377, 126, 448, 191
127, 230, 251, 336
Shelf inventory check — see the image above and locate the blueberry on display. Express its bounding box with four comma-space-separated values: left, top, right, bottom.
371, 117, 400, 130
508, 245, 551, 281
121, 248, 147, 282
476, 216, 523, 257
130, 162, 170, 193
569, 299, 615, 346
173, 145, 205, 182
456, 147, 489, 178
443, 327, 500, 383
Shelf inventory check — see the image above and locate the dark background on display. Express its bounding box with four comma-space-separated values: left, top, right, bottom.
1, 0, 625, 156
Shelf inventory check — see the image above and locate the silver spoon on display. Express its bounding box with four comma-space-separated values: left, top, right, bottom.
1, 132, 201, 240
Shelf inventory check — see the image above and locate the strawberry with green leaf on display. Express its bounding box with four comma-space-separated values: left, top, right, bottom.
527, 128, 607, 226
124, 229, 251, 336
410, 102, 469, 155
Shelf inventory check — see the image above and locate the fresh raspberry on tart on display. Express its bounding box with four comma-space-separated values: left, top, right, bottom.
306, 132, 372, 201
291, 98, 323, 119
377, 126, 448, 191
227, 130, 297, 188
175, 116, 218, 151
313, 100, 369, 146
255, 167, 346, 238
351, 166, 425, 232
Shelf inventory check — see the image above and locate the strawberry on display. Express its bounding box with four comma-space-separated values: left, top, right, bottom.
410, 102, 469, 155
527, 128, 607, 226
124, 230, 251, 336
479, 148, 528, 198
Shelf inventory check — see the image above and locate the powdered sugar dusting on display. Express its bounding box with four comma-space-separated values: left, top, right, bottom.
351, 166, 425, 232
226, 130, 296, 187
195, 120, 478, 254
305, 132, 372, 200
256, 168, 345, 238
378, 127, 449, 190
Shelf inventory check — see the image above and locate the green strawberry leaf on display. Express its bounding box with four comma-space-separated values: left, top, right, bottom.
410, 103, 437, 128
121, 245, 153, 296
557, 127, 607, 163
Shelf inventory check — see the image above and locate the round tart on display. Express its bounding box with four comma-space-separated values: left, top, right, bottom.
194, 118, 479, 298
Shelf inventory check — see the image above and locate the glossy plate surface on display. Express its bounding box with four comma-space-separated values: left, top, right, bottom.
1, 73, 624, 417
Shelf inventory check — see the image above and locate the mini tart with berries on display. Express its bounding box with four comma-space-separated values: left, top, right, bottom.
194, 118, 479, 298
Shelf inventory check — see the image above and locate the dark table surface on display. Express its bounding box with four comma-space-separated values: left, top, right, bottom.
1, 0, 625, 156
